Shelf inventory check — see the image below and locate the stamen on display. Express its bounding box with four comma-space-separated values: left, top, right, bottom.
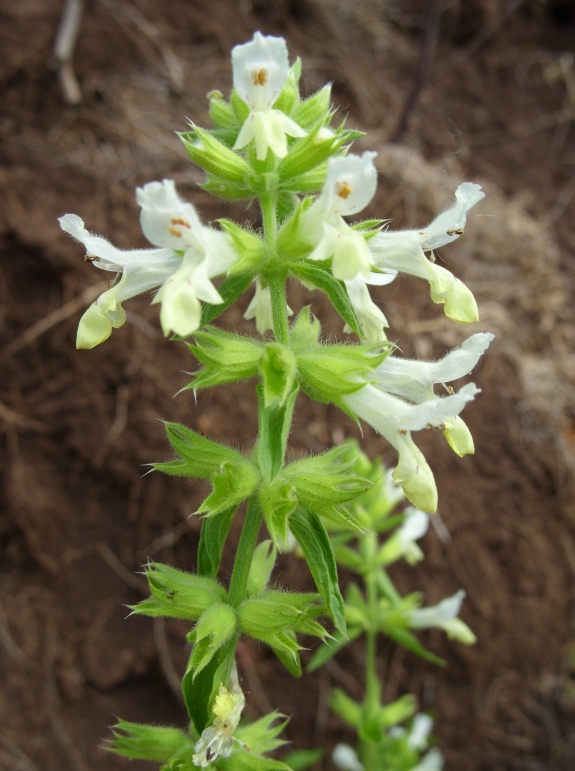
169, 227, 183, 237
447, 228, 464, 236
335, 181, 353, 199
171, 217, 191, 228
252, 68, 267, 86
84, 254, 100, 262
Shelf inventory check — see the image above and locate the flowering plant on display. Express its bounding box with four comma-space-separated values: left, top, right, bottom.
61, 32, 490, 771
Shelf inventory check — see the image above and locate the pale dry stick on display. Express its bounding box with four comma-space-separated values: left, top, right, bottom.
0, 281, 106, 363
93, 384, 130, 468
96, 0, 184, 93
153, 618, 185, 704
0, 596, 33, 667
0, 734, 41, 771
54, 0, 85, 105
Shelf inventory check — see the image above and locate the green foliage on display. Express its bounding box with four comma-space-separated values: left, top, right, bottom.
108, 720, 193, 763
199, 273, 255, 326
181, 126, 251, 186
182, 638, 236, 735
131, 562, 226, 622
246, 540, 277, 597
289, 509, 346, 636
197, 506, 237, 578
256, 383, 298, 483
187, 327, 263, 391
259, 342, 298, 407
187, 603, 238, 676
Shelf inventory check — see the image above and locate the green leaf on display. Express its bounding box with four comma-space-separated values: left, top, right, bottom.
283, 749, 323, 771
197, 506, 237, 578
289, 509, 346, 636
246, 540, 277, 597
330, 688, 362, 728
288, 262, 362, 337
256, 383, 299, 483
186, 327, 262, 391
182, 637, 235, 734
380, 624, 446, 667
200, 272, 254, 326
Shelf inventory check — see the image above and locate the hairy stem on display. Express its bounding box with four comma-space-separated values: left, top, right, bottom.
228, 497, 263, 607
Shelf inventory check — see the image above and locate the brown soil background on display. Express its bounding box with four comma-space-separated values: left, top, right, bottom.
2, 1, 575, 769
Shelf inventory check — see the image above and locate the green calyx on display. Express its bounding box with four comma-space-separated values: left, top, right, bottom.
290, 308, 390, 412
130, 562, 227, 622
259, 342, 297, 408
187, 602, 238, 677
181, 126, 251, 188
238, 590, 328, 660
186, 327, 263, 391
153, 422, 260, 516
109, 720, 193, 763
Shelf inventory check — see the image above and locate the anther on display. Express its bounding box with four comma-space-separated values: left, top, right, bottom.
335, 181, 353, 199
252, 68, 268, 86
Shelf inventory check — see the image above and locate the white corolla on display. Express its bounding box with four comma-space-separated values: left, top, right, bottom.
369, 183, 485, 325
343, 333, 493, 512
59, 180, 239, 347
232, 32, 306, 160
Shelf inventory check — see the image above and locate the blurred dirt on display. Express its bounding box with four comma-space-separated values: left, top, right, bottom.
2, 1, 575, 770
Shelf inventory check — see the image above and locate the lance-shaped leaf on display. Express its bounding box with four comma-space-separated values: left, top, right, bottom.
186, 327, 263, 391
288, 261, 362, 336
256, 382, 299, 483
221, 753, 294, 771
130, 562, 227, 621
330, 689, 362, 728
108, 719, 193, 762
187, 603, 237, 677
246, 540, 277, 598
197, 506, 237, 579
200, 272, 254, 326
289, 509, 346, 635
183, 637, 236, 736
259, 342, 297, 408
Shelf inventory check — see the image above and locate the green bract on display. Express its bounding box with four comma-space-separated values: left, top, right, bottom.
131, 563, 227, 621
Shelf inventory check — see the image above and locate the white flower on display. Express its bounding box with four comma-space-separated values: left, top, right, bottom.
232, 32, 306, 160
136, 180, 239, 337
409, 590, 476, 645
413, 748, 444, 771
193, 668, 245, 767
60, 180, 239, 346
344, 382, 480, 512
368, 183, 485, 324
333, 744, 364, 771
244, 278, 293, 334
58, 214, 181, 349
374, 333, 494, 456
344, 270, 396, 342
378, 506, 429, 565
300, 152, 378, 281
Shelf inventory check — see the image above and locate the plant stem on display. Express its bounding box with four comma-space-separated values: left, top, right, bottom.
268, 272, 290, 346
228, 497, 263, 607
361, 533, 382, 771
